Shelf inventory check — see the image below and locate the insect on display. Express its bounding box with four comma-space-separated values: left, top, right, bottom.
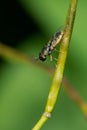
38, 30, 64, 61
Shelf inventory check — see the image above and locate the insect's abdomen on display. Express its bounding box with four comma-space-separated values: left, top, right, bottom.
48, 31, 63, 53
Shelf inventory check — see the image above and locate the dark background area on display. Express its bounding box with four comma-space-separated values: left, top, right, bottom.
0, 0, 41, 47
0, 0, 42, 67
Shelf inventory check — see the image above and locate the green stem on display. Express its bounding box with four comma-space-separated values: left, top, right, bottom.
32, 0, 78, 129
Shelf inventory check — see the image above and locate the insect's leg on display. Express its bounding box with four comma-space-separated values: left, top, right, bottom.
49, 55, 58, 67
53, 57, 58, 61
52, 57, 58, 68
54, 48, 59, 52
49, 54, 53, 61
54, 48, 64, 54
49, 54, 58, 62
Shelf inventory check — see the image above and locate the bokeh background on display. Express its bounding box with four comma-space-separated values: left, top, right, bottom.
0, 0, 87, 129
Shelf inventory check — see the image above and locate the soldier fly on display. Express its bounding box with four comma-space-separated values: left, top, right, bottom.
38, 30, 64, 61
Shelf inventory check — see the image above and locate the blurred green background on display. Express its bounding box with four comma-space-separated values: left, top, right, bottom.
0, 0, 87, 129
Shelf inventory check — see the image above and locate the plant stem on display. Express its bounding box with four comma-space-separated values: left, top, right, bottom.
32, 0, 78, 129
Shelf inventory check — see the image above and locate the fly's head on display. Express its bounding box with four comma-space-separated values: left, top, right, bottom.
39, 52, 46, 61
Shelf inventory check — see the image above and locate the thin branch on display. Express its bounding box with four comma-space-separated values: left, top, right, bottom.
1, 42, 87, 118
32, 0, 78, 129
0, 43, 53, 75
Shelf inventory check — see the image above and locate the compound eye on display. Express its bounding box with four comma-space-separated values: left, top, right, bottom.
39, 54, 46, 61
39, 56, 46, 61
